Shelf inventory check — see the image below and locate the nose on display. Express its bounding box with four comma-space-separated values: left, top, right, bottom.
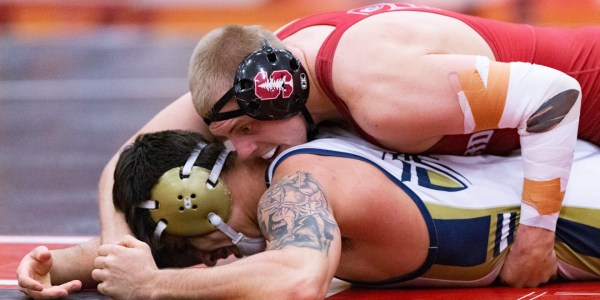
200, 251, 218, 267
228, 136, 258, 160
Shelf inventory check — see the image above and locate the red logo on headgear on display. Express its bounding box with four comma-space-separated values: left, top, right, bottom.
254, 70, 293, 100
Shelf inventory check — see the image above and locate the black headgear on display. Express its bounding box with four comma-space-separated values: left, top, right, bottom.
204, 39, 315, 135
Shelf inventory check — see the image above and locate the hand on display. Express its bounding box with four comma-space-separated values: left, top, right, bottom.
499, 225, 558, 287
92, 235, 159, 299
16, 246, 82, 299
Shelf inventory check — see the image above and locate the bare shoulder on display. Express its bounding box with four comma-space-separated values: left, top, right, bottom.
259, 155, 340, 252
263, 152, 430, 265
266, 154, 367, 215
266, 154, 410, 229
269, 153, 363, 187
332, 9, 493, 107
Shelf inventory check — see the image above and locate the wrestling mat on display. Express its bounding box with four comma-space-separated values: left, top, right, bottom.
2, 236, 599, 299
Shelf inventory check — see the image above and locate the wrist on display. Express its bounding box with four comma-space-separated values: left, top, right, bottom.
519, 202, 559, 231
145, 269, 165, 300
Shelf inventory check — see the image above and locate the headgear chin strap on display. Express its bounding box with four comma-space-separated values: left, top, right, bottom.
208, 213, 265, 256
138, 142, 266, 256
204, 39, 315, 137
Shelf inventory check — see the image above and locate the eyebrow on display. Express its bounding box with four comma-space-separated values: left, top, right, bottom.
209, 118, 238, 135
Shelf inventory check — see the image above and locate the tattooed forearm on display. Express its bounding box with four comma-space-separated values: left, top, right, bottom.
258, 171, 339, 254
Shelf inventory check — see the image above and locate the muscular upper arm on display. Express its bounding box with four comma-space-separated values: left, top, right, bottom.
330, 13, 497, 152
341, 45, 581, 230
257, 168, 342, 296
258, 171, 340, 254
335, 53, 480, 152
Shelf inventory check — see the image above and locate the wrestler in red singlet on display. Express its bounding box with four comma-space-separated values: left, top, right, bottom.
276, 3, 600, 155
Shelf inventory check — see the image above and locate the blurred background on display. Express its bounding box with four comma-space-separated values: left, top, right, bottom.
1, 0, 600, 236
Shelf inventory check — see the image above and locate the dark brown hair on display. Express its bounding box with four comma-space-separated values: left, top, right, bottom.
112, 130, 232, 267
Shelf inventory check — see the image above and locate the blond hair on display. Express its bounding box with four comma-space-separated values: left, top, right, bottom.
188, 25, 286, 118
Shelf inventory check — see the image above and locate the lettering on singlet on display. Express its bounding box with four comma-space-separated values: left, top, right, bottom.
380, 152, 470, 191
464, 130, 494, 156
347, 3, 438, 16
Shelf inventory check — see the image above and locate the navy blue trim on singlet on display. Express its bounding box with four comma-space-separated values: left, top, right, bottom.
381, 153, 471, 192
556, 218, 600, 259
434, 217, 489, 266
266, 148, 439, 286
494, 212, 517, 257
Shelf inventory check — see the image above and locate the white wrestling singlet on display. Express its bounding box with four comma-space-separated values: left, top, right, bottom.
267, 128, 600, 287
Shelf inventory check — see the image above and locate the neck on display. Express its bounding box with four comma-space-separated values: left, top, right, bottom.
287, 46, 343, 125
223, 159, 268, 235
305, 93, 343, 124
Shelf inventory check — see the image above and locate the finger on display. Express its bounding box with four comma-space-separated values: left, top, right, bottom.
96, 281, 107, 295
97, 243, 119, 257
17, 274, 45, 291
96, 281, 116, 297
118, 235, 144, 249
20, 286, 68, 299
93, 256, 106, 270
31, 246, 51, 263
30, 246, 53, 275
58, 280, 82, 294
91, 268, 107, 283
16, 251, 48, 291
97, 244, 109, 257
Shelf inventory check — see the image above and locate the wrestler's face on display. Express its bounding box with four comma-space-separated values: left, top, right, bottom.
160, 234, 238, 267
208, 101, 308, 161
186, 216, 261, 266
186, 234, 241, 267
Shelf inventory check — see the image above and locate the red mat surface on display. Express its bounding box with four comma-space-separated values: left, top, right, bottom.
2, 237, 599, 299
330, 282, 600, 299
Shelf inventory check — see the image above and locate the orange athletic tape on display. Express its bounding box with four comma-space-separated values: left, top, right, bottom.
457, 62, 510, 132
522, 178, 565, 215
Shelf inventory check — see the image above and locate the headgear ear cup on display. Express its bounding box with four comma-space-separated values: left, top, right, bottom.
148, 166, 231, 236
138, 143, 232, 237
138, 142, 266, 256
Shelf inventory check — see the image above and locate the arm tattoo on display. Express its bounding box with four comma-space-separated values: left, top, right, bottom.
258, 171, 339, 254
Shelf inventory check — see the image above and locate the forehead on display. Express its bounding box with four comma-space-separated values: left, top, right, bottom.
208, 117, 249, 139
207, 99, 245, 135
209, 118, 237, 134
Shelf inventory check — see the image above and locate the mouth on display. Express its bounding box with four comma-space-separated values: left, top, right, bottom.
261, 146, 278, 160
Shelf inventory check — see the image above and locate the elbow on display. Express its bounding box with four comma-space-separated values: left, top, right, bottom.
277, 274, 330, 300
525, 71, 582, 134
98, 153, 119, 191
560, 72, 581, 93
286, 284, 328, 300
556, 72, 582, 111
551, 69, 581, 108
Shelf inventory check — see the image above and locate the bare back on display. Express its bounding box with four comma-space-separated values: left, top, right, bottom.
280, 8, 495, 153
